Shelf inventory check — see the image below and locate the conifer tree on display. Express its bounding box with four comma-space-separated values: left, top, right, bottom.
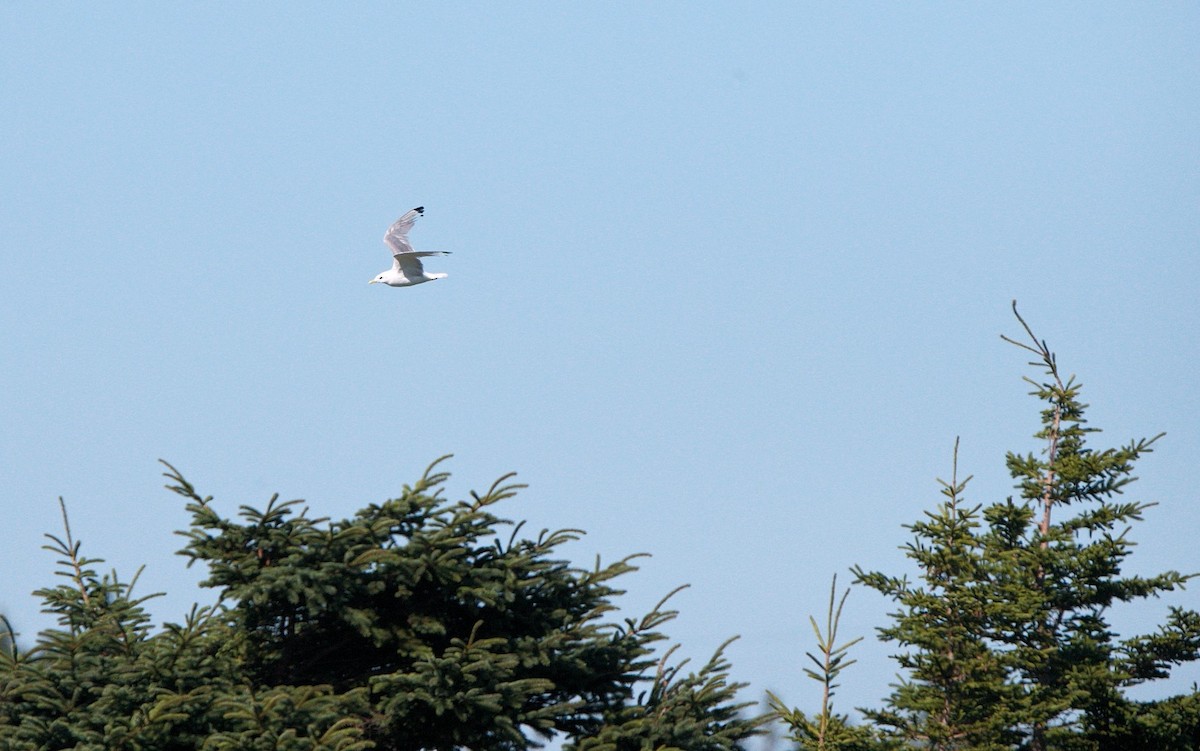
768, 576, 883, 751
854, 303, 1200, 750
852, 442, 1012, 750
0, 457, 763, 750
983, 306, 1200, 749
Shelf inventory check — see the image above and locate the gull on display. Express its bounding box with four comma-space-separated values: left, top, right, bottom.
368, 206, 451, 287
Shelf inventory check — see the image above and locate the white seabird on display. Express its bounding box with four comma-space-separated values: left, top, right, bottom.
369, 206, 451, 287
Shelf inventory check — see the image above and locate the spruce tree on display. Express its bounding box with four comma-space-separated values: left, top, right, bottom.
0, 457, 763, 750
851, 442, 1013, 750
854, 303, 1200, 750
768, 576, 884, 751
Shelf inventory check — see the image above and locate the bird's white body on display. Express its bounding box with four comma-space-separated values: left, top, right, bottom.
373, 267, 448, 287
368, 206, 451, 287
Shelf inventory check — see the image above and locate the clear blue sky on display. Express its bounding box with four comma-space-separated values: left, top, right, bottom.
3, 2, 1198, 725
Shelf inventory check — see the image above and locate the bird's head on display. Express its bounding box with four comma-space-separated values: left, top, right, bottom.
369, 275, 385, 285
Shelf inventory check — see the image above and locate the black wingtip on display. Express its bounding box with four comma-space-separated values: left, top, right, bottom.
414, 206, 425, 214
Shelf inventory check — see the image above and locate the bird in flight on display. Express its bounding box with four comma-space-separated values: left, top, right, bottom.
369, 206, 451, 287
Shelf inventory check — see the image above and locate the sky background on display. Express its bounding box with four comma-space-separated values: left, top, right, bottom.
2, 2, 1199, 737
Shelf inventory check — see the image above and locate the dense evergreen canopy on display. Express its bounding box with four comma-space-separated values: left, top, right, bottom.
0, 460, 760, 750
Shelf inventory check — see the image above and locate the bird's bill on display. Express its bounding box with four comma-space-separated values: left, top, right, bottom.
368, 278, 378, 284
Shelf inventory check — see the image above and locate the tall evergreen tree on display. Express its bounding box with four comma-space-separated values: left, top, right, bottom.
854, 303, 1200, 750
0, 458, 763, 750
852, 441, 1013, 750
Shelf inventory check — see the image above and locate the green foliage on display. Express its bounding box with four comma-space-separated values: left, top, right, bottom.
1086, 690, 1200, 750
0, 457, 763, 750
0, 500, 241, 751
567, 630, 767, 751
852, 303, 1200, 750
852, 441, 1015, 750
768, 576, 881, 751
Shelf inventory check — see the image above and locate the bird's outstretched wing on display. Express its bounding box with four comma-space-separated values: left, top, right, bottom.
393, 254, 425, 277
391, 250, 451, 276
383, 206, 425, 255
